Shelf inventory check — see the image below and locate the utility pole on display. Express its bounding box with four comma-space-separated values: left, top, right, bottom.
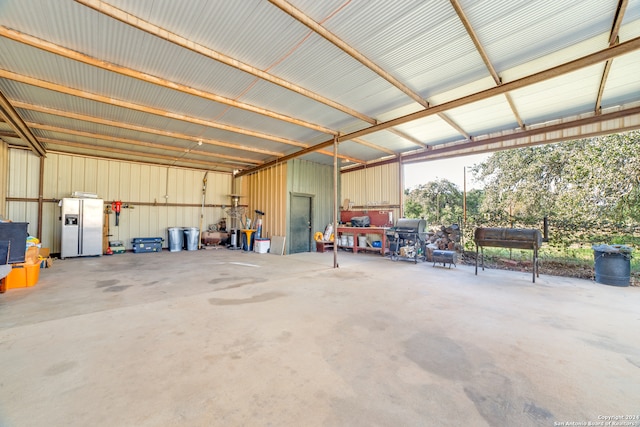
463, 166, 467, 225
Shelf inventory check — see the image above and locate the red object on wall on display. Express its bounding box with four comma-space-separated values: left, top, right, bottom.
113, 201, 122, 226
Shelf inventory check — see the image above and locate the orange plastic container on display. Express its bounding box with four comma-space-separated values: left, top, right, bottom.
4, 264, 26, 289
3, 262, 40, 290
26, 262, 40, 286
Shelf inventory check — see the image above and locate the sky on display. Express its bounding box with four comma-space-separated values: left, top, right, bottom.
403, 153, 490, 190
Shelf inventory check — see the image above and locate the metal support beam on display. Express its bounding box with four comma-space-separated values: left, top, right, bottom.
238, 36, 640, 177
0, 90, 46, 157
450, 0, 525, 129
333, 135, 338, 269
595, 0, 628, 114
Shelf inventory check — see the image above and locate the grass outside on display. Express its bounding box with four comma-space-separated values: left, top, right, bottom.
462, 245, 639, 286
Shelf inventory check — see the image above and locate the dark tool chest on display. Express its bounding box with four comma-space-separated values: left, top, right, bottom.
132, 237, 163, 253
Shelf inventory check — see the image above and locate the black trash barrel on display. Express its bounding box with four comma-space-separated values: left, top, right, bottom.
592, 245, 633, 287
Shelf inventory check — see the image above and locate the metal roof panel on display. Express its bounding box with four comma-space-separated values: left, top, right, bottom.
463, 0, 616, 72
1, 0, 639, 171
239, 79, 359, 130
511, 65, 605, 124
601, 51, 640, 109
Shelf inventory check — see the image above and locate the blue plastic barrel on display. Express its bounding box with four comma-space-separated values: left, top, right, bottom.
593, 245, 632, 287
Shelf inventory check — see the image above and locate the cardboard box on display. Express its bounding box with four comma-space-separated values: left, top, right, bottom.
39, 247, 53, 268
25, 246, 39, 264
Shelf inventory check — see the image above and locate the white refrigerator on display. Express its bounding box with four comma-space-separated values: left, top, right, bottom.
60, 197, 104, 259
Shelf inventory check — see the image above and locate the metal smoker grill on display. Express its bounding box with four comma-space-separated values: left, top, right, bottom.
387, 218, 427, 263
474, 227, 543, 283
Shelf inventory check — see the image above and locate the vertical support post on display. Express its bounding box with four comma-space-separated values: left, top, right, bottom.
463, 166, 467, 224
532, 247, 537, 283
198, 171, 208, 250
333, 135, 338, 268
475, 244, 478, 275
398, 157, 404, 219
463, 166, 467, 249
37, 156, 44, 240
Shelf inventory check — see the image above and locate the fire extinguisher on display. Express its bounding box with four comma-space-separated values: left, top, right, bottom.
113, 201, 122, 226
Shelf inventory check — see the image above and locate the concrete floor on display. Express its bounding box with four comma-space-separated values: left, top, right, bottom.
1, 248, 639, 427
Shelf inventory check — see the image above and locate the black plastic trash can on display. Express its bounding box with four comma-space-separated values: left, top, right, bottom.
592, 244, 633, 287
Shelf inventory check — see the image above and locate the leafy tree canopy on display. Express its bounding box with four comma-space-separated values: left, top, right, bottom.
404, 178, 467, 224
471, 131, 640, 224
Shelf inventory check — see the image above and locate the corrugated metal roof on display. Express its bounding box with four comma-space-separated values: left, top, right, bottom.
268, 32, 405, 115
318, 0, 488, 97
352, 131, 415, 154
395, 116, 462, 147
442, 97, 520, 137
110, 0, 307, 70
239, 79, 356, 129
512, 65, 605, 124
602, 51, 640, 108
465, 0, 616, 71
0, 0, 639, 174
333, 140, 390, 162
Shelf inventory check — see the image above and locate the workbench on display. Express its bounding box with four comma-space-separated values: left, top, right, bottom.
336, 226, 389, 256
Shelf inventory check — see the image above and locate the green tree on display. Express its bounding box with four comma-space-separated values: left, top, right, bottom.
404, 197, 424, 219
404, 179, 464, 224
472, 131, 640, 224
464, 189, 484, 221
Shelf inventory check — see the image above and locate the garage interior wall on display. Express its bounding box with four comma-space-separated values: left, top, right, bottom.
341, 162, 402, 224
238, 159, 335, 254
5, 148, 232, 253
286, 159, 336, 254
238, 162, 288, 241
0, 140, 8, 219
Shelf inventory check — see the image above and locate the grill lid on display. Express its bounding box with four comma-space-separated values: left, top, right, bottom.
394, 219, 426, 233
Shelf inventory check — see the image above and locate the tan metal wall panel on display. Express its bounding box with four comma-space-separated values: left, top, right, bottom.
95, 159, 110, 200
341, 162, 402, 223
6, 149, 233, 252
0, 140, 8, 218
6, 200, 39, 237
129, 164, 141, 203
70, 156, 85, 195
41, 201, 59, 252
241, 162, 287, 240
8, 148, 39, 199
117, 162, 132, 203
6, 149, 39, 237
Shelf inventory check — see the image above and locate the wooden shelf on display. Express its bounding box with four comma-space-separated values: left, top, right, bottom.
336, 226, 389, 256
